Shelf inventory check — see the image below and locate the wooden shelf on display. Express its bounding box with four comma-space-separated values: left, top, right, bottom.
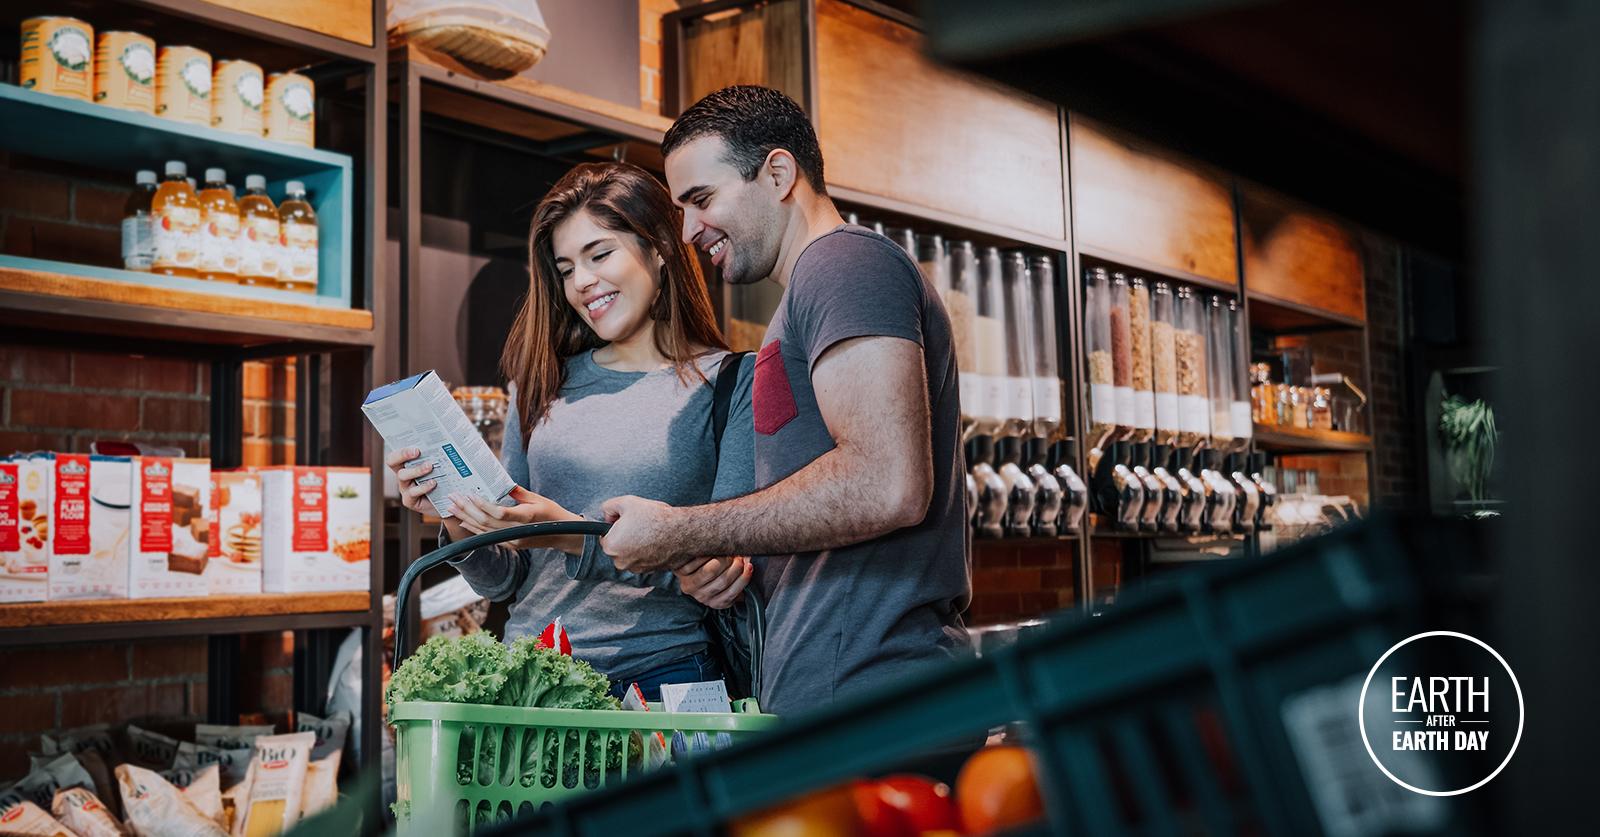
1078, 245, 1240, 293
1252, 424, 1373, 453
0, 264, 374, 353
0, 592, 373, 646
1247, 291, 1366, 334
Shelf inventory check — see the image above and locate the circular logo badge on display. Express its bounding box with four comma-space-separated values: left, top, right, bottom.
1359, 631, 1523, 796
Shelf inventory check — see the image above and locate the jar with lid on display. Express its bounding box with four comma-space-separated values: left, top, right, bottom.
1174, 286, 1209, 447
972, 247, 1010, 435
1108, 272, 1135, 436
1291, 386, 1310, 429
1310, 386, 1333, 430
1227, 298, 1252, 446
1028, 255, 1063, 438
1151, 281, 1179, 445
1000, 250, 1037, 435
948, 241, 981, 432
1275, 382, 1293, 426
1128, 276, 1156, 441
1084, 267, 1117, 447
1250, 364, 1273, 424
452, 386, 508, 457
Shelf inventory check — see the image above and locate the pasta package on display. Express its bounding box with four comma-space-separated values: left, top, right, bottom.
173, 741, 252, 791
179, 765, 224, 828
298, 751, 341, 821
50, 786, 122, 837
0, 798, 73, 836
194, 725, 274, 753
115, 764, 226, 837
293, 711, 350, 762
123, 724, 181, 769
237, 732, 313, 836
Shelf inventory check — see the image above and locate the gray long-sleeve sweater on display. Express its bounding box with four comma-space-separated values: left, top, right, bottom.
447, 349, 754, 681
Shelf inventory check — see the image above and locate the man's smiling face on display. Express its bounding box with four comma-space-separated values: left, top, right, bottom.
665, 135, 785, 286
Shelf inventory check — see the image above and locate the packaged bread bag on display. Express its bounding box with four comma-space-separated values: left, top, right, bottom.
129, 457, 211, 598
0, 454, 50, 603
47, 454, 131, 600
50, 786, 122, 837
116, 763, 226, 837
0, 797, 73, 836
236, 732, 314, 836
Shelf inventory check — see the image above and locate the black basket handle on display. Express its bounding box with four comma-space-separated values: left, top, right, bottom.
392, 520, 610, 664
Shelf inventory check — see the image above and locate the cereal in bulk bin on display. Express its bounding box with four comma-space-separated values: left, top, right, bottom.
277, 180, 318, 293
94, 31, 155, 113
265, 71, 315, 147
197, 169, 241, 282
207, 469, 262, 594
156, 45, 212, 126
212, 59, 264, 136
128, 457, 211, 599
0, 455, 51, 603
260, 467, 369, 593
47, 453, 131, 601
20, 17, 94, 101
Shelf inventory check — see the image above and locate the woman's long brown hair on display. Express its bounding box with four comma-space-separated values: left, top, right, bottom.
503, 161, 727, 441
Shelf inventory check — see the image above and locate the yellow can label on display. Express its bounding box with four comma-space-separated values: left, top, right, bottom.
212, 60, 264, 136
20, 17, 94, 102
156, 46, 212, 126
94, 32, 155, 114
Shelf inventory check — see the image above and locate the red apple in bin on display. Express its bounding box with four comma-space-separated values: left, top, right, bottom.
854, 775, 960, 836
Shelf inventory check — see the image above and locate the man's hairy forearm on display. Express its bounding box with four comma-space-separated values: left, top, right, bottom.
668, 438, 911, 558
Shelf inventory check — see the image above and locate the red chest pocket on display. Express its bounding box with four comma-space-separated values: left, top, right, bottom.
752, 340, 799, 435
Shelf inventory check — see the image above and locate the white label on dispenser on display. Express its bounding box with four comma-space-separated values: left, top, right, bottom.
1007, 376, 1035, 422
1179, 394, 1209, 435
1032, 377, 1063, 423
1231, 402, 1254, 439
1114, 386, 1135, 427
1089, 384, 1117, 425
959, 374, 981, 418
1134, 390, 1156, 431
1155, 392, 1180, 433
982, 376, 1008, 423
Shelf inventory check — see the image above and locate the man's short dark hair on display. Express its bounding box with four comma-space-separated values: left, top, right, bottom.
662, 85, 826, 194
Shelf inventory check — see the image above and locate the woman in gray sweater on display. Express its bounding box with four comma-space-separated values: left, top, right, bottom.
387, 162, 754, 699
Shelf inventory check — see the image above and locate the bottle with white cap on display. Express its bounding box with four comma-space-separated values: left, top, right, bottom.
197, 167, 240, 282
122, 169, 158, 272
237, 174, 279, 286
151, 160, 200, 278
276, 180, 317, 293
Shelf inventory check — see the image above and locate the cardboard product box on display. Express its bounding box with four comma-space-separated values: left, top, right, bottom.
361, 370, 516, 518
128, 457, 211, 599
0, 454, 52, 602
48, 454, 132, 600
207, 469, 263, 595
260, 466, 370, 593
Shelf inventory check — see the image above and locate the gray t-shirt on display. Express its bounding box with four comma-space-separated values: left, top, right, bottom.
448, 349, 755, 681
753, 224, 971, 714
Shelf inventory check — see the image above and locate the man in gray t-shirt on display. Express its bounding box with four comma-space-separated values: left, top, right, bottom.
600, 86, 971, 714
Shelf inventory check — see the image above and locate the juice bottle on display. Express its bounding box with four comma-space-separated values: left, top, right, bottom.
277, 180, 318, 293
121, 169, 157, 272
197, 168, 240, 282
150, 160, 201, 278
237, 174, 280, 286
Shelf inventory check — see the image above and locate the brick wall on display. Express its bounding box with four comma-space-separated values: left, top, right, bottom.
1, 154, 300, 782
639, 0, 679, 113
1363, 236, 1415, 507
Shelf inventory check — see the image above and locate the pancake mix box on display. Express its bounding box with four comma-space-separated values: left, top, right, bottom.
0, 454, 52, 603
260, 466, 370, 593
48, 453, 131, 600
128, 457, 211, 598
207, 469, 262, 594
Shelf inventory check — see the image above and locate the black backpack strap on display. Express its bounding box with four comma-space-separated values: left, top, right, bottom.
711, 351, 750, 462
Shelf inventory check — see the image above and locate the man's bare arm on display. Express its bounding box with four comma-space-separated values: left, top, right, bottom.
602, 334, 934, 567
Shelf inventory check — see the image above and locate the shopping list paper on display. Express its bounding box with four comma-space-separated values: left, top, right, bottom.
361, 371, 516, 518
660, 681, 732, 714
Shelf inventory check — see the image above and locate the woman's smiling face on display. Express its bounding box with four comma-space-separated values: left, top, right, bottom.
552, 208, 661, 344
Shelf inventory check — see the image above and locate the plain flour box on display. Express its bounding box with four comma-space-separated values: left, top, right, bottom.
260, 466, 370, 593
128, 457, 211, 598
0, 455, 52, 602
48, 453, 132, 600
206, 469, 262, 594
361, 371, 516, 518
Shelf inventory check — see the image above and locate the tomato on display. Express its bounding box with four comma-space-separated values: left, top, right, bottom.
853, 780, 910, 837
731, 782, 864, 837
955, 746, 1046, 836
876, 775, 960, 834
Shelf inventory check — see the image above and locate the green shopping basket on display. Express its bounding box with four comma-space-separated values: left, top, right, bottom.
389, 521, 781, 835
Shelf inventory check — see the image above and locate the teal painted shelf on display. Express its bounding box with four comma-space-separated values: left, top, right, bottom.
0, 83, 354, 309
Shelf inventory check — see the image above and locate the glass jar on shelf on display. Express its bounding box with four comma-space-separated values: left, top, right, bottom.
1205, 294, 1234, 447
1291, 386, 1310, 429
1151, 281, 1179, 445
1250, 363, 1273, 424
1174, 285, 1209, 447
1108, 272, 1134, 437
1128, 276, 1155, 441
452, 386, 508, 456
1310, 386, 1333, 430
948, 241, 980, 430
1084, 267, 1116, 446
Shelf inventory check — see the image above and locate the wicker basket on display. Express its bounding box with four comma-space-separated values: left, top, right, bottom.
389, 2, 551, 75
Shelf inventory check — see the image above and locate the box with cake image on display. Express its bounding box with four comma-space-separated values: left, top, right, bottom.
261, 466, 371, 593
208, 469, 263, 595
48, 453, 132, 601
128, 457, 211, 599
0, 454, 52, 603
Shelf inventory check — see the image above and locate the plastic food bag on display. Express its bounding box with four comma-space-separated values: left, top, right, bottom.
4, 753, 95, 810
123, 725, 181, 769
293, 711, 351, 762
40, 725, 116, 759
236, 732, 314, 836
0, 798, 73, 836
298, 751, 341, 821
179, 765, 224, 828
193, 725, 274, 752
50, 786, 123, 837
115, 764, 226, 837
172, 742, 252, 791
